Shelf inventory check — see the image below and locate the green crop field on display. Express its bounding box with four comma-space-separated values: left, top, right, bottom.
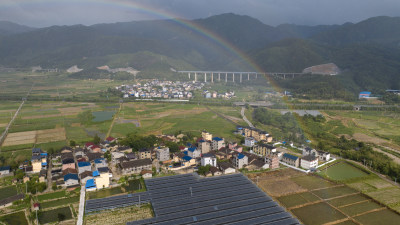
328, 194, 369, 207
291, 202, 346, 225
339, 201, 383, 216
40, 196, 79, 209
334, 220, 359, 225
0, 186, 18, 201
277, 192, 320, 208
37, 190, 67, 202
353, 209, 400, 225
291, 175, 336, 191
319, 162, 369, 181
125, 179, 143, 192
88, 187, 124, 199
38, 207, 73, 224
0, 211, 28, 225
311, 186, 358, 200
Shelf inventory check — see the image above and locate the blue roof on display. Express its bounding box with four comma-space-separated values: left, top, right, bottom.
85, 179, 96, 189
186, 143, 192, 147
40, 153, 48, 156
360, 91, 371, 94
237, 153, 245, 159
64, 173, 78, 181
93, 170, 100, 177
41, 162, 47, 166
0, 166, 10, 171
78, 161, 91, 167
182, 156, 192, 161
283, 153, 298, 161
183, 151, 188, 155
94, 158, 105, 164
213, 137, 223, 141
188, 147, 197, 152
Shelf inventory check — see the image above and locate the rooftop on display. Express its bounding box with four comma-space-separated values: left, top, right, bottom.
283, 153, 298, 161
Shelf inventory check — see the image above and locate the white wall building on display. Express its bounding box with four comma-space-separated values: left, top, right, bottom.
201, 153, 217, 167
301, 155, 318, 170
244, 137, 256, 147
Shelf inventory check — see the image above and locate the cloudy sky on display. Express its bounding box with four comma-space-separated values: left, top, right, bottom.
1, 0, 400, 27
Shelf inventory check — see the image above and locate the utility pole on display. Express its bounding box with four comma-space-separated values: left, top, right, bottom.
190, 187, 192, 197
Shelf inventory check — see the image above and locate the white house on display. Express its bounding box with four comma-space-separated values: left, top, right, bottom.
187, 147, 201, 158
218, 162, 235, 174
201, 153, 217, 167
212, 137, 225, 151
244, 137, 256, 147
301, 155, 318, 170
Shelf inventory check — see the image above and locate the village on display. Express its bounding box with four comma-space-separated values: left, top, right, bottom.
0, 126, 333, 198
116, 79, 235, 99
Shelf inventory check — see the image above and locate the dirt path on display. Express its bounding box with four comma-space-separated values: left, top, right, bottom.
106, 103, 122, 138
241, 107, 254, 128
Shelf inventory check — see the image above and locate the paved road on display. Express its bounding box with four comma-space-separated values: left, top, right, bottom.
77, 186, 85, 225
241, 107, 254, 128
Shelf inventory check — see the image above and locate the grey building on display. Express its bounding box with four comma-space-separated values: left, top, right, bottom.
156, 147, 170, 162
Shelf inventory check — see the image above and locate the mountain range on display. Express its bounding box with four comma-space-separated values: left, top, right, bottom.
1, 13, 400, 94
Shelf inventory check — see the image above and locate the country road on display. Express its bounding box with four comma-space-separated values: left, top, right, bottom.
241, 107, 254, 128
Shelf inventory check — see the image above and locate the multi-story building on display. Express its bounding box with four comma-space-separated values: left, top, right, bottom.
156, 147, 170, 162
202, 131, 213, 141
281, 153, 299, 167
253, 144, 276, 156
201, 153, 217, 167
120, 159, 152, 175
212, 137, 225, 151
232, 153, 248, 169
187, 147, 201, 158
243, 127, 272, 142
138, 148, 152, 159
266, 155, 280, 169
244, 137, 256, 147
198, 140, 211, 154
301, 155, 318, 170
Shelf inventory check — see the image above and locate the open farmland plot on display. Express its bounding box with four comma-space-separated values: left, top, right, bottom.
311, 186, 358, 199
291, 202, 346, 225
37, 190, 67, 202
0, 186, 18, 201
354, 209, 400, 225
277, 192, 320, 208
339, 201, 383, 216
2, 131, 36, 146
36, 128, 66, 143
38, 207, 73, 224
0, 211, 28, 225
366, 187, 400, 206
319, 162, 369, 181
291, 175, 336, 190
40, 196, 79, 209
85, 205, 152, 225
328, 194, 369, 207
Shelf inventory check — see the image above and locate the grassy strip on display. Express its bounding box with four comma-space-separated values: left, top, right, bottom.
40, 196, 79, 209
37, 190, 67, 202
0, 143, 34, 152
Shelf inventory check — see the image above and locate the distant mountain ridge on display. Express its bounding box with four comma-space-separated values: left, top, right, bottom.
1, 13, 400, 92
0, 21, 35, 36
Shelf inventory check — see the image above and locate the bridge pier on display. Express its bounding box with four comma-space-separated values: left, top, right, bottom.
211, 73, 214, 83
218, 73, 220, 81
195, 72, 197, 82
204, 73, 207, 82
256, 73, 258, 79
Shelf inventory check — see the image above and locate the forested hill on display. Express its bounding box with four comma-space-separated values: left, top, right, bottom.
1, 14, 400, 94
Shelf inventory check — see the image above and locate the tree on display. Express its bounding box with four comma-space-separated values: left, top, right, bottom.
69, 140, 76, 147
57, 213, 66, 221
197, 165, 211, 176
93, 134, 101, 145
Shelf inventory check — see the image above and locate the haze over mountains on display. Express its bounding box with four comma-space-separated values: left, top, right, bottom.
1, 13, 400, 91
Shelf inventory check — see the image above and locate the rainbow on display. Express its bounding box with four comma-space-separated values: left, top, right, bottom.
6, 0, 310, 140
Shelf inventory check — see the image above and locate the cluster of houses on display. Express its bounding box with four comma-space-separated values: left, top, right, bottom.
235, 127, 273, 147
203, 90, 236, 99
16, 148, 48, 183
117, 80, 204, 99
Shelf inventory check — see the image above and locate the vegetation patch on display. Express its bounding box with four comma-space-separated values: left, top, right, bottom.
319, 162, 369, 181
339, 201, 383, 216
277, 192, 320, 208
37, 190, 67, 202
92, 111, 115, 122
291, 202, 346, 225
291, 175, 335, 191
84, 204, 153, 225
38, 207, 73, 224
353, 209, 400, 225
0, 185, 18, 201
328, 194, 369, 207
0, 211, 28, 225
311, 186, 358, 200
40, 196, 79, 209
88, 187, 124, 199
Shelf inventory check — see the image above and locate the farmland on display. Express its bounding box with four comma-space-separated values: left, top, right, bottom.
318, 161, 369, 181
0, 211, 28, 225
0, 186, 18, 201
38, 207, 73, 224
247, 168, 400, 225
84, 204, 153, 225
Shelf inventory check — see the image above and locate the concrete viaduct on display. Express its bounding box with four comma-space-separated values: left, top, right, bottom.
177, 71, 304, 82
